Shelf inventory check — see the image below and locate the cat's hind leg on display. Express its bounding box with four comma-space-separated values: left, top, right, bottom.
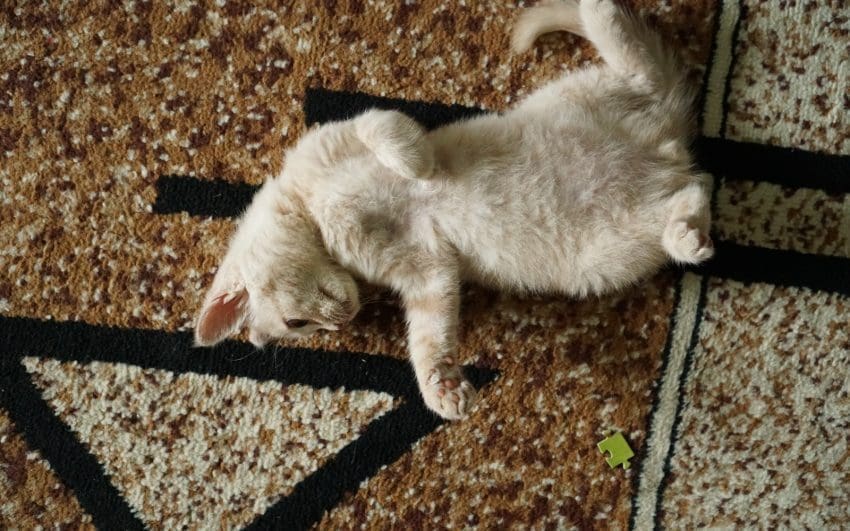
354, 109, 435, 180
513, 0, 671, 85
662, 181, 714, 264
579, 0, 682, 92
293, 109, 435, 180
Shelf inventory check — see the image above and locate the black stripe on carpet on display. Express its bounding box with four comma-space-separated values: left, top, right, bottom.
304, 87, 486, 129
152, 175, 258, 217
694, 0, 724, 131
153, 185, 850, 297
718, 0, 745, 139
0, 316, 497, 407
153, 135, 850, 219
0, 316, 498, 529
246, 399, 443, 530
0, 353, 145, 530
686, 241, 850, 297
695, 136, 850, 195
653, 274, 711, 528
627, 271, 685, 531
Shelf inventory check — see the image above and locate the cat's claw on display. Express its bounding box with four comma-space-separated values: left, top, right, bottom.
665, 221, 714, 264
419, 360, 477, 420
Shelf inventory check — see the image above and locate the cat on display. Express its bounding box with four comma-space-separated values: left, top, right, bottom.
194, 0, 713, 420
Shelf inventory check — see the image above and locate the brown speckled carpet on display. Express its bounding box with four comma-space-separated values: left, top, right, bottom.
2, 1, 849, 529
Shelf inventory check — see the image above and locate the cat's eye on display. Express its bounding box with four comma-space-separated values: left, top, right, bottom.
285, 319, 311, 329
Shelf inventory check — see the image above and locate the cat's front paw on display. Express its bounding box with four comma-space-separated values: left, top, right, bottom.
418, 357, 477, 420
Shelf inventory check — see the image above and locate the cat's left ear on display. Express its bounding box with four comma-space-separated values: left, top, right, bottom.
195, 263, 249, 347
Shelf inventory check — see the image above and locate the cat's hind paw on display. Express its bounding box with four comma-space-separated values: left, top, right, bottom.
419, 358, 478, 420
664, 220, 714, 264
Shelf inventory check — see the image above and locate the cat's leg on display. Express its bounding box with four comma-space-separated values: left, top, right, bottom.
354, 109, 435, 180
578, 0, 681, 90
294, 109, 434, 179
512, 0, 671, 85
511, 0, 584, 54
512, 0, 691, 123
662, 181, 714, 264
402, 273, 477, 420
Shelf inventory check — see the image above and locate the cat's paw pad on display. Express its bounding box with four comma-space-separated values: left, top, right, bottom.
420, 358, 478, 420
666, 221, 714, 264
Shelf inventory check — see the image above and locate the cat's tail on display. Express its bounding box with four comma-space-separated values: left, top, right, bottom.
512, 0, 687, 95
511, 0, 585, 53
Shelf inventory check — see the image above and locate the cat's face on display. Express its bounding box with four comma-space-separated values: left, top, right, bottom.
194, 200, 360, 348
243, 258, 360, 347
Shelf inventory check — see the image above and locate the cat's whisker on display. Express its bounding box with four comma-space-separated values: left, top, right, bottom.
359, 296, 398, 305
227, 347, 259, 363
272, 343, 285, 370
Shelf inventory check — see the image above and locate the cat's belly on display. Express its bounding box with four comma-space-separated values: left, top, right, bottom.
438, 179, 672, 297
429, 117, 685, 296
458, 224, 669, 297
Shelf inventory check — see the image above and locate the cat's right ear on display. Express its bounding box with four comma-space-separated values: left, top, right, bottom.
195, 288, 249, 347
195, 266, 249, 347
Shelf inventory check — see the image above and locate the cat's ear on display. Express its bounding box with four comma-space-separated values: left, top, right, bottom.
195, 265, 249, 347
195, 288, 249, 346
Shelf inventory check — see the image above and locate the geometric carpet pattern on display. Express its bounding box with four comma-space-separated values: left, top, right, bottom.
26, 358, 398, 528
1, 1, 848, 529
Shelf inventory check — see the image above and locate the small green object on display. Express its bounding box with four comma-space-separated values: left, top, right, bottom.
597, 432, 634, 469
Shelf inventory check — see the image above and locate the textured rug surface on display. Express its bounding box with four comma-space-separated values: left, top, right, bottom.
1, 1, 849, 529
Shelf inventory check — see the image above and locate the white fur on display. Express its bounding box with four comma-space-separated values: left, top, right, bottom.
195, 0, 713, 420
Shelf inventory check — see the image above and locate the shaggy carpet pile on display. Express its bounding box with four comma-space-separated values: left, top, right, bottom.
1, 1, 848, 529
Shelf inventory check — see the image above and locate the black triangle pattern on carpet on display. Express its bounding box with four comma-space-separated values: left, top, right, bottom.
0, 316, 498, 529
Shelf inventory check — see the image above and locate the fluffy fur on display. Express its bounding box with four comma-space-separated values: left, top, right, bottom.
195, 0, 713, 420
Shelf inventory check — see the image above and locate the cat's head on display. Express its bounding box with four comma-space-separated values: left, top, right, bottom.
194, 183, 360, 348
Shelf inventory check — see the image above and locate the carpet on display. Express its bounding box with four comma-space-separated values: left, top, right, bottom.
1, 1, 848, 529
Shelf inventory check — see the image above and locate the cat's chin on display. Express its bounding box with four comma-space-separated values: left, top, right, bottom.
247, 324, 343, 348
248, 329, 270, 348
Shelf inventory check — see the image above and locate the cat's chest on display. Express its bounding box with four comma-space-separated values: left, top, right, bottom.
318, 187, 415, 244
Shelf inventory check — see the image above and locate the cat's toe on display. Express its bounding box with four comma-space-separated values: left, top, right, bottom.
436, 381, 477, 420
687, 229, 714, 262
664, 221, 714, 264
453, 381, 476, 414
693, 233, 714, 261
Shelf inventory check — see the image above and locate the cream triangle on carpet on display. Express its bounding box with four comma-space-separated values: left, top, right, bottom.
23, 357, 397, 530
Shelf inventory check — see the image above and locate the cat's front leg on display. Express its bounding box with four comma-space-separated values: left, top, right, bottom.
402, 275, 477, 420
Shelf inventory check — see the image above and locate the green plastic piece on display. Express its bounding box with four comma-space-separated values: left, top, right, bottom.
597, 432, 634, 469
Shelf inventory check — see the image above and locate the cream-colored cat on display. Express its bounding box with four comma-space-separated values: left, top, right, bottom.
195, 0, 713, 420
